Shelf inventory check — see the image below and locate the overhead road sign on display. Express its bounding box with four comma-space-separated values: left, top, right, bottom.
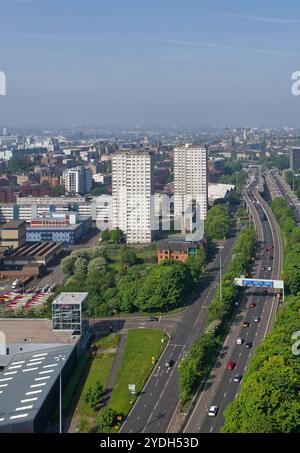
234, 278, 284, 289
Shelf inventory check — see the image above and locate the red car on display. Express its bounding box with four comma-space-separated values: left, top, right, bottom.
227, 359, 235, 370
250, 302, 257, 308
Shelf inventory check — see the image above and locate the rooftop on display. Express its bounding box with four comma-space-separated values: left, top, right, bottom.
0, 318, 79, 345
1, 220, 26, 230
52, 292, 88, 306
158, 240, 201, 252
0, 344, 74, 429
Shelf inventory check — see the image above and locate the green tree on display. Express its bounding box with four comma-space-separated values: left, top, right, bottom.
52, 184, 66, 196
97, 407, 116, 431
61, 255, 77, 276
120, 247, 137, 266
111, 228, 123, 244
84, 381, 103, 409
74, 257, 88, 281
101, 229, 111, 241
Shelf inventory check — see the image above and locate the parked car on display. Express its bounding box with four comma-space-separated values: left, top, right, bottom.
208, 406, 219, 417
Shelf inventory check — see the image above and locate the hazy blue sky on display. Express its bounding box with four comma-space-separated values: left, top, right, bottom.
1, 0, 300, 128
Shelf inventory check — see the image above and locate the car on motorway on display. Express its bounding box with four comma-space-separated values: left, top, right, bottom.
165, 359, 174, 368
227, 359, 235, 370
243, 321, 250, 328
250, 302, 257, 308
253, 316, 260, 322
148, 316, 159, 322
269, 256, 273, 260
234, 373, 242, 383
245, 342, 253, 349
262, 289, 268, 295
236, 337, 244, 345
208, 406, 219, 417
268, 266, 272, 271
262, 266, 265, 271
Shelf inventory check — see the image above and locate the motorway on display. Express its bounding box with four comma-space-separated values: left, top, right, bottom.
183, 181, 284, 433
120, 222, 238, 433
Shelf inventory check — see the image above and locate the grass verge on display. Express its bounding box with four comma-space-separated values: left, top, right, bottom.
109, 329, 167, 419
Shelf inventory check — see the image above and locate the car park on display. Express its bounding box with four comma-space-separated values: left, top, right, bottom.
208, 406, 219, 417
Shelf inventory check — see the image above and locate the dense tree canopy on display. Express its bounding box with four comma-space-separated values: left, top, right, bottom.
205, 204, 231, 240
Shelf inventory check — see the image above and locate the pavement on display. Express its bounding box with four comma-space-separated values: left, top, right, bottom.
119, 222, 238, 433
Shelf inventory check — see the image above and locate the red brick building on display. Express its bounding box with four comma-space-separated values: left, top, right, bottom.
157, 240, 202, 264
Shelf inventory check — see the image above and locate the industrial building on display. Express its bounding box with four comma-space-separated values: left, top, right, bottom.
26, 212, 92, 245
1, 219, 27, 249
0, 292, 88, 433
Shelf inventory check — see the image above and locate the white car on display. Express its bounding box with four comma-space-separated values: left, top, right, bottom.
208, 405, 219, 417
268, 266, 272, 271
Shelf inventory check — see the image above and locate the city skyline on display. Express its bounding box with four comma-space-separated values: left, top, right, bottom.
1, 0, 300, 128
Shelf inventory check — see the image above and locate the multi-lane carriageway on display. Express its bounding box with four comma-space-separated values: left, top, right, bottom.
120, 178, 283, 434
183, 186, 284, 433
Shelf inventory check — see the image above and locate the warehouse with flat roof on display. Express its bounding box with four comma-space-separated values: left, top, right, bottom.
0, 301, 86, 433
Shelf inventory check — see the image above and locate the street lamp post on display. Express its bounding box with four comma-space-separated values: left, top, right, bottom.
219, 246, 224, 303
54, 354, 66, 434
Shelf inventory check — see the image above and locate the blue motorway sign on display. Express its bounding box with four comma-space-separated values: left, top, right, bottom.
242, 279, 273, 287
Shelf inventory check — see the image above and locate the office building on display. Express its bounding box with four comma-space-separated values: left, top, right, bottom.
174, 144, 208, 235
62, 166, 92, 195
112, 150, 153, 244
289, 147, 300, 171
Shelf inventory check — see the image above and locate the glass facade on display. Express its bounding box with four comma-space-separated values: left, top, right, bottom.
52, 302, 82, 335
